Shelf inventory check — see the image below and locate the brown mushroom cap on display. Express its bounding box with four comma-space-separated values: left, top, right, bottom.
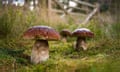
72, 28, 94, 38
23, 26, 60, 40
60, 29, 72, 37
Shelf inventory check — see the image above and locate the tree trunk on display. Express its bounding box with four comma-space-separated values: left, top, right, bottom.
8, 0, 13, 5
39, 0, 48, 8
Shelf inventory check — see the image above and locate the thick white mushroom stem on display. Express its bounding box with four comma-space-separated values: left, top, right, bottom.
75, 37, 87, 51
62, 35, 67, 42
62, 37, 67, 42
31, 40, 49, 64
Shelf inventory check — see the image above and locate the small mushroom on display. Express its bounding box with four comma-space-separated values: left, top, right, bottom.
23, 26, 60, 64
72, 28, 94, 51
60, 29, 72, 42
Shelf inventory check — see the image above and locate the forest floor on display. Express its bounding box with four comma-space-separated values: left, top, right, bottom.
0, 38, 120, 72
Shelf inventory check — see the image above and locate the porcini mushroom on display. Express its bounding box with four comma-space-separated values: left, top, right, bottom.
23, 26, 60, 64
72, 28, 94, 51
60, 29, 72, 42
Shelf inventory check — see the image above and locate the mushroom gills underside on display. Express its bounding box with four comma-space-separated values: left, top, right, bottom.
31, 40, 49, 64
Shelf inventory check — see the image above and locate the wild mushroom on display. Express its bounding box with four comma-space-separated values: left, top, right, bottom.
23, 26, 60, 64
60, 29, 72, 42
72, 28, 94, 51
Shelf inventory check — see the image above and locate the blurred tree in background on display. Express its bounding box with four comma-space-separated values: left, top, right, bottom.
109, 0, 120, 23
